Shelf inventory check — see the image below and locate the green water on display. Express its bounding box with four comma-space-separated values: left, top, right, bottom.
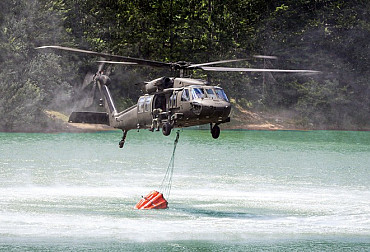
0, 130, 369, 251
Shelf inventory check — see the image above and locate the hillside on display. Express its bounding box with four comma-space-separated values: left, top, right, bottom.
43, 106, 370, 134
0, 1, 369, 132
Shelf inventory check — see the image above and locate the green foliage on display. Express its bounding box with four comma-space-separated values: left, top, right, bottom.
0, 0, 74, 131
0, 0, 369, 131
0, 79, 44, 131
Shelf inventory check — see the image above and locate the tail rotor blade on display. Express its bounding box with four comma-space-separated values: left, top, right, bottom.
98, 61, 105, 73
84, 82, 97, 108
81, 72, 95, 90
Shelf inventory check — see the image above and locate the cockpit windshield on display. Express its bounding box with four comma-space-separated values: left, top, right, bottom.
215, 88, 229, 102
205, 88, 217, 99
191, 87, 205, 99
191, 86, 229, 101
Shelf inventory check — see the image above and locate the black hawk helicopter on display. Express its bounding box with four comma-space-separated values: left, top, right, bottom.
37, 46, 319, 148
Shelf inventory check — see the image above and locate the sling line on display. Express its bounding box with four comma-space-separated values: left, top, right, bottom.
159, 130, 180, 200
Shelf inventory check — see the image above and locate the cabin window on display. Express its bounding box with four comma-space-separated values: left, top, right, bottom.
181, 89, 190, 101
215, 88, 229, 102
170, 92, 177, 108
191, 87, 205, 99
144, 96, 152, 112
138, 97, 145, 113
205, 88, 217, 99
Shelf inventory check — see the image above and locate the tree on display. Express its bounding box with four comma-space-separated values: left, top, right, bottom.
0, 0, 75, 131
0, 0, 368, 131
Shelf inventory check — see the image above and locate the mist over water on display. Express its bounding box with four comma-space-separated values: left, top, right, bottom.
0, 130, 369, 251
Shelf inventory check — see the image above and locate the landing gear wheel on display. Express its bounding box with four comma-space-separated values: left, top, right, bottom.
119, 140, 124, 148
162, 122, 172, 136
211, 124, 220, 139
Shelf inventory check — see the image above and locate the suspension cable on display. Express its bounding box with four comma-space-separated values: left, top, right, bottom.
159, 130, 180, 200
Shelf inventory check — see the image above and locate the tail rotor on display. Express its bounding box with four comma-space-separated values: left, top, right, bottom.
80, 61, 106, 109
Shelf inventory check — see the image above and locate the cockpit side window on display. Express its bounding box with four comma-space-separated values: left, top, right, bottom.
170, 92, 177, 108
138, 97, 145, 113
215, 88, 229, 102
181, 89, 190, 101
191, 87, 205, 100
144, 96, 152, 112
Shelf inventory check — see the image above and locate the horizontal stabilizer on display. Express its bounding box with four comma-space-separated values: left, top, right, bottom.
68, 112, 109, 125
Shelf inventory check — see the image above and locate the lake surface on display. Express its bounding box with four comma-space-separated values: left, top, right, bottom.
0, 130, 369, 251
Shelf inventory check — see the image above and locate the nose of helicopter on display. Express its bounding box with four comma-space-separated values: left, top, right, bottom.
193, 99, 231, 119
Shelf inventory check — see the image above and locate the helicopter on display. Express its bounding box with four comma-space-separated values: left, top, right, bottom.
37, 46, 319, 148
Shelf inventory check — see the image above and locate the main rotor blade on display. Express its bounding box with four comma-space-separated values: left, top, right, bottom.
253, 55, 278, 60
189, 55, 279, 68
36, 45, 171, 68
97, 60, 138, 65
189, 59, 248, 68
200, 66, 320, 73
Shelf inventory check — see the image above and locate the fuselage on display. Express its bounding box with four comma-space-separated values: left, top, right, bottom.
69, 76, 231, 147
110, 78, 231, 131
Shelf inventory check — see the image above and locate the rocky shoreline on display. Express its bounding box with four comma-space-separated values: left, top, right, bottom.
2, 108, 368, 133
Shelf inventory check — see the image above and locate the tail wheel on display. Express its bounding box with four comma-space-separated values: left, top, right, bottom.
162, 122, 172, 136
211, 124, 220, 139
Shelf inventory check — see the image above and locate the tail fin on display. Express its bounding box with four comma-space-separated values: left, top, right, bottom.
101, 84, 117, 115
96, 75, 117, 116
68, 74, 117, 126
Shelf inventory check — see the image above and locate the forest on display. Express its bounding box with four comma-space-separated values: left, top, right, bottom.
0, 0, 369, 132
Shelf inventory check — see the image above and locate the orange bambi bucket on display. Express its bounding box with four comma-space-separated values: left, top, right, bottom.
135, 190, 168, 209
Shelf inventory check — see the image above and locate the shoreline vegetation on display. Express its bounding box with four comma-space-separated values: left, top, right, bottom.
2, 107, 368, 134
1, 1, 369, 133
